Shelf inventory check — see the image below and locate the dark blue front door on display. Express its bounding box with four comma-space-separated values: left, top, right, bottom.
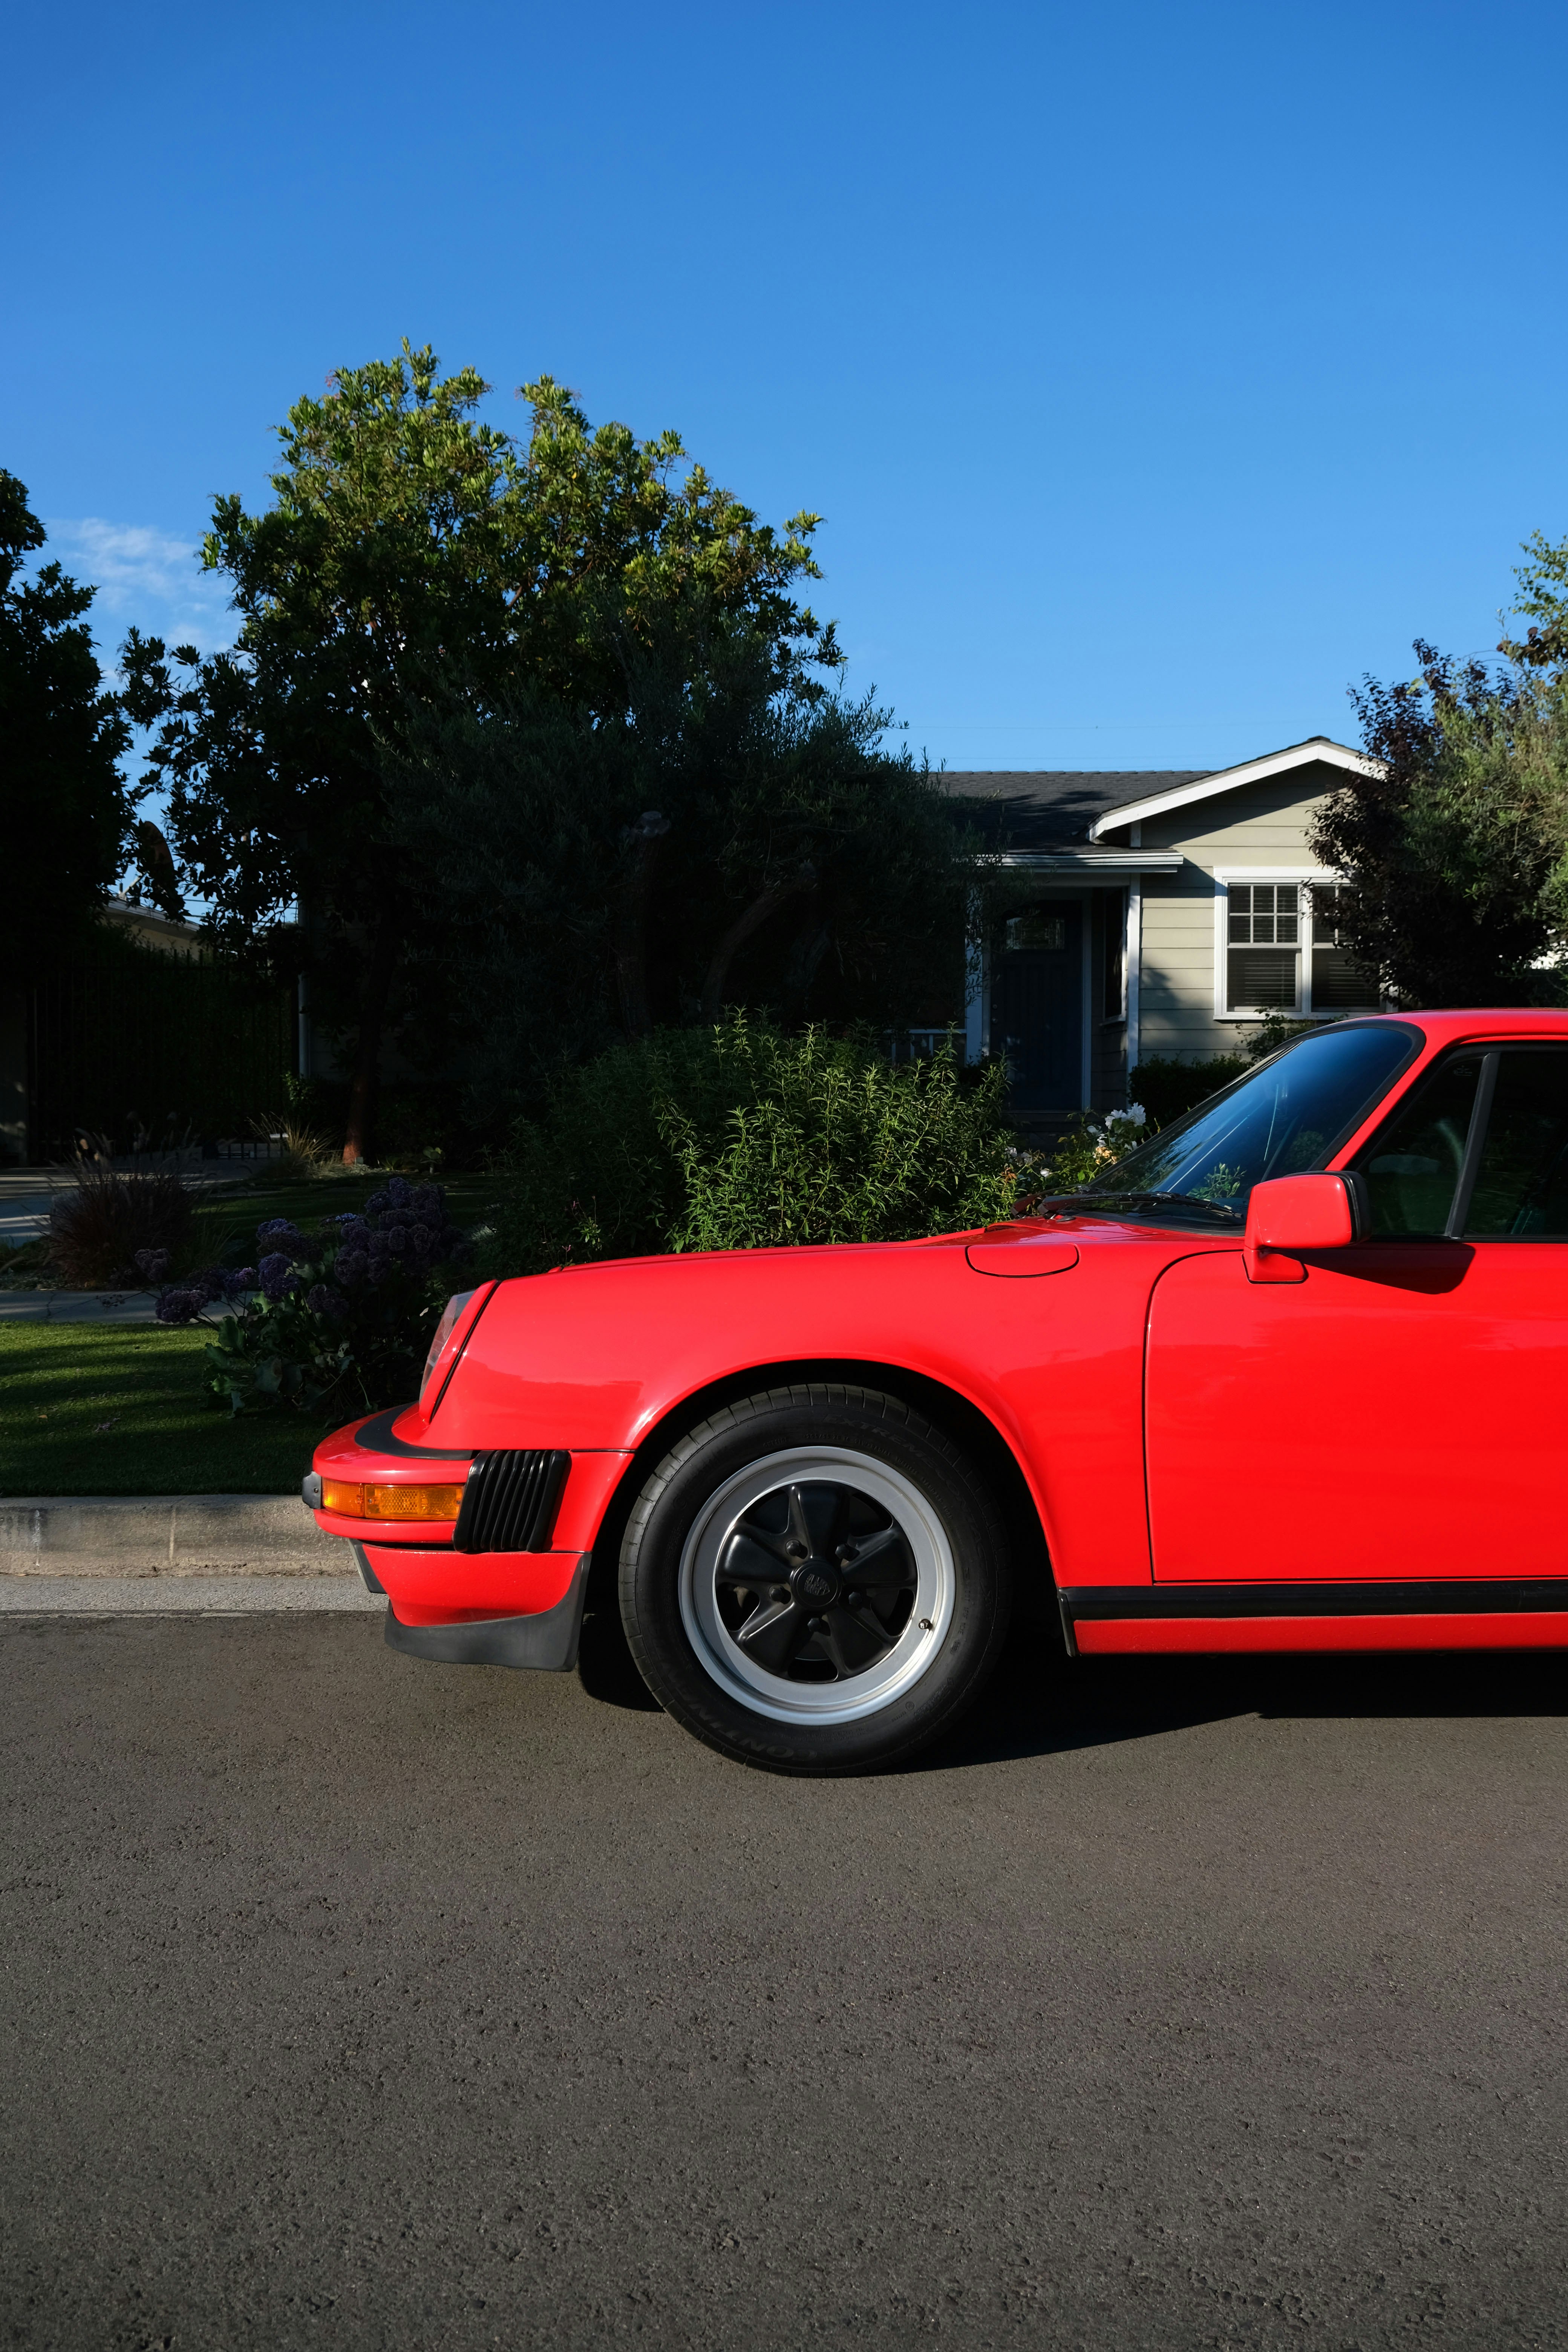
992, 902, 1083, 1112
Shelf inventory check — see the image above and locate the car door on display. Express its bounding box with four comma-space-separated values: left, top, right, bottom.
1143, 1042, 1568, 1582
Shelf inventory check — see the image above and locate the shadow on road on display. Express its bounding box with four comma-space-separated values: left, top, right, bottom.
573, 1591, 1568, 1770
576, 1607, 663, 1710
922, 1639, 1568, 1773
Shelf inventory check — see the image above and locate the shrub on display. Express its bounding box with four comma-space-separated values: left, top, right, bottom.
490, 1017, 1021, 1273
153, 1176, 470, 1416
1006, 1105, 1155, 1200
667, 1035, 1018, 1251
46, 1156, 197, 1285
1128, 1054, 1250, 1126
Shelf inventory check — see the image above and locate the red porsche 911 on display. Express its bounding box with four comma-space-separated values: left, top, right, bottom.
305, 1011, 1568, 1774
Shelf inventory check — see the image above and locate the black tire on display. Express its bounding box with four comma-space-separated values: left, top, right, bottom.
618, 1384, 1013, 1775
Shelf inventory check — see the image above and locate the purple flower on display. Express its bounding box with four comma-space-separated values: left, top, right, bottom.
383, 1225, 409, 1255
386, 1177, 412, 1209
255, 1218, 307, 1260
334, 1248, 369, 1286
306, 1284, 345, 1317
134, 1247, 171, 1283
412, 1184, 442, 1223
258, 1252, 292, 1302
223, 1266, 257, 1297
155, 1289, 202, 1325
364, 1189, 390, 1216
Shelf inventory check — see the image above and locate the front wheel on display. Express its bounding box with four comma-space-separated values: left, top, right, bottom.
618, 1386, 1013, 1774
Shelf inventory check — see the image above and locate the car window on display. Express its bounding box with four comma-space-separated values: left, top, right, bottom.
1464, 1049, 1568, 1236
1075, 1021, 1417, 1226
1355, 1054, 1484, 1236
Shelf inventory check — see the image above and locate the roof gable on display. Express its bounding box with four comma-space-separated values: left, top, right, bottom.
1085, 737, 1374, 840
942, 738, 1373, 854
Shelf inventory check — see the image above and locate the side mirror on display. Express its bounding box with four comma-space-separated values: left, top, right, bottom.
1243, 1171, 1354, 1284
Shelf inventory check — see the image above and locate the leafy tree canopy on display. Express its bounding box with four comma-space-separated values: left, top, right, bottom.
120, 343, 848, 1156
1312, 630, 1568, 1006
0, 471, 135, 985
382, 639, 985, 1111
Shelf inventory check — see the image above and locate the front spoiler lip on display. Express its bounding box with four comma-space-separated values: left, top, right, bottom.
382, 1556, 589, 1673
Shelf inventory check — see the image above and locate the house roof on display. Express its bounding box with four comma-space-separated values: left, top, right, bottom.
943, 736, 1373, 853
942, 768, 1205, 850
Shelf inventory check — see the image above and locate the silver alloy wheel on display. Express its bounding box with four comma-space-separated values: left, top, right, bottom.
677, 1445, 956, 1725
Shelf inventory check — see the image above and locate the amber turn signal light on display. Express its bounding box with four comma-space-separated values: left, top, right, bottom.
320, 1480, 465, 1521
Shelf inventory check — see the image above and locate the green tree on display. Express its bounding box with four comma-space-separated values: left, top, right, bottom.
382, 631, 985, 1113
0, 472, 134, 984
1312, 636, 1568, 1005
1498, 531, 1568, 674
121, 344, 841, 1160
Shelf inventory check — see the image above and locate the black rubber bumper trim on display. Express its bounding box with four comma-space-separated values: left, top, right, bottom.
353, 1406, 475, 1462
383, 1556, 589, 1672
351, 1542, 385, 1596
1060, 1578, 1568, 1621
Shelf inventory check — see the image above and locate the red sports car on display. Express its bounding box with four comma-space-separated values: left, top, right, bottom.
306, 1011, 1568, 1773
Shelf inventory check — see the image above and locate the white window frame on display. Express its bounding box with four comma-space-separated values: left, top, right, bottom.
1210, 868, 1379, 1021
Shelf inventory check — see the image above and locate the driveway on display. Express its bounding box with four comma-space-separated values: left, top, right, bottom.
2, 1614, 1565, 2349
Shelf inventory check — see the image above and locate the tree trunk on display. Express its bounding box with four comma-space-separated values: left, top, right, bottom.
614, 811, 670, 1040
699, 863, 816, 1024
341, 922, 398, 1165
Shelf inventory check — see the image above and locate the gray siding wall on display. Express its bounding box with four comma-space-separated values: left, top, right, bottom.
1100, 761, 1348, 1065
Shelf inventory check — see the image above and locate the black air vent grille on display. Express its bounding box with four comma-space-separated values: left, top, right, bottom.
453, 1450, 570, 1554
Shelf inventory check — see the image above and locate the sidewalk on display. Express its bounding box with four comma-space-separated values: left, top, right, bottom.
0, 1493, 377, 1612
0, 1291, 162, 1323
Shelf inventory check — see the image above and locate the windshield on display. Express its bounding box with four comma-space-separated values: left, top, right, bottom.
1072, 1022, 1419, 1225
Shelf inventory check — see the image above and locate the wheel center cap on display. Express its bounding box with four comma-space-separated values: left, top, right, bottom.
790, 1560, 840, 1606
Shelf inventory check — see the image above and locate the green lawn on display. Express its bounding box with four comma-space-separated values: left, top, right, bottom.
2, 1323, 327, 1496
188, 1168, 499, 1262
0, 1170, 502, 1496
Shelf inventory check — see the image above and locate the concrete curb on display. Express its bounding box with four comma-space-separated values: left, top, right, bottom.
1, 1494, 348, 1580
0, 1575, 381, 1615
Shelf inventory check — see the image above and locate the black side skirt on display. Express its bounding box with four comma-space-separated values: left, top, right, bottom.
383, 1556, 590, 1674
1057, 1577, 1568, 1656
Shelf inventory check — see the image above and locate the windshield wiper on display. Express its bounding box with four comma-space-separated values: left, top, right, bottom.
1073, 1190, 1245, 1225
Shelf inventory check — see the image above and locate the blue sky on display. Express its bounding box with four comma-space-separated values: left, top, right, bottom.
7, 0, 1566, 779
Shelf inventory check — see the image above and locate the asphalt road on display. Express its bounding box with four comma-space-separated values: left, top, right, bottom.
2, 1613, 1566, 2351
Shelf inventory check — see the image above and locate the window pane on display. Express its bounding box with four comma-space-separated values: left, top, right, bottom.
1312, 885, 1349, 946
1005, 911, 1067, 951
1355, 1054, 1482, 1236
1311, 947, 1379, 1009
1464, 1050, 1568, 1236
1228, 948, 1297, 1009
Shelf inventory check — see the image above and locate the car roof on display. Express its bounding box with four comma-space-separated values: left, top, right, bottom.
1383, 1010, 1568, 1041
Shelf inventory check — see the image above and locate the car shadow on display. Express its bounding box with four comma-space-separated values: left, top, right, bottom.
574, 1603, 1568, 1761
918, 1641, 1568, 1773
576, 1608, 664, 1711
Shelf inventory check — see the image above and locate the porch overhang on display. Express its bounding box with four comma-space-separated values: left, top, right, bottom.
996, 850, 1182, 873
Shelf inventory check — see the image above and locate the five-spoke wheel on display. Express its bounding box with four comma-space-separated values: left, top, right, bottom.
619, 1386, 1011, 1773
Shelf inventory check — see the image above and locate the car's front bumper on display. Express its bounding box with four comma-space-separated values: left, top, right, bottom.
380, 1555, 590, 1672
304, 1411, 629, 1671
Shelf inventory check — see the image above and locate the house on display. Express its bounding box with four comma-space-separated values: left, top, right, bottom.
946, 735, 1381, 1117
